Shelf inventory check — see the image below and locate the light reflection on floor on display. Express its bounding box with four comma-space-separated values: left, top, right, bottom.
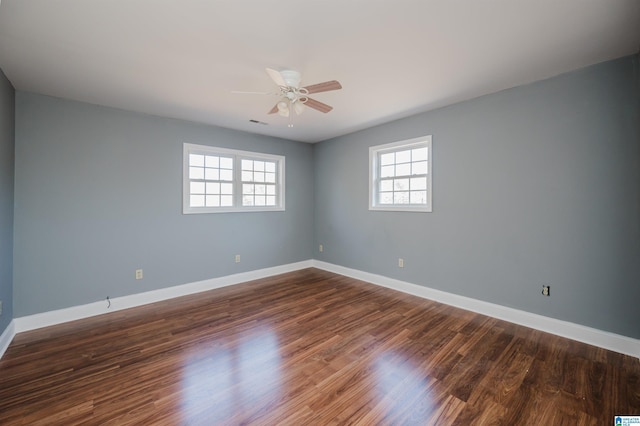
373, 351, 435, 423
180, 327, 282, 422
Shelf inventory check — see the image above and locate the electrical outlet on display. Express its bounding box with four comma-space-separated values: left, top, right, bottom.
319, 244, 323, 252
542, 285, 550, 296
135, 269, 143, 280
235, 255, 241, 263
398, 258, 404, 268
0, 299, 2, 316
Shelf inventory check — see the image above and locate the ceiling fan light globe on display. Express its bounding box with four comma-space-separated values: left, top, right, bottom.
277, 106, 289, 117
277, 101, 288, 111
293, 102, 305, 115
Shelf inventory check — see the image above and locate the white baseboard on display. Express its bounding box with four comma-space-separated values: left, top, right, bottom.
0, 320, 15, 360
312, 260, 640, 359
5, 259, 638, 360
13, 260, 313, 334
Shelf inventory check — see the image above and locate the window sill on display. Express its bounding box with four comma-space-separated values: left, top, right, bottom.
369, 206, 432, 213
183, 206, 285, 214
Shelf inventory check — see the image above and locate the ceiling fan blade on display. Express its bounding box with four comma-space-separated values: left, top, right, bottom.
302, 80, 342, 94
304, 98, 333, 113
268, 103, 279, 114
266, 68, 286, 87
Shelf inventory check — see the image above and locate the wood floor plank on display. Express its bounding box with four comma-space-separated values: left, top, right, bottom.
0, 268, 638, 425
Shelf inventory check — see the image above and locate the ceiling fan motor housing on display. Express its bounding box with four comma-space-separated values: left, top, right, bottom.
280, 70, 301, 88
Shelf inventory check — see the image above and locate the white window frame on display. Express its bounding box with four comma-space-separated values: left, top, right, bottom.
183, 143, 285, 214
369, 135, 432, 212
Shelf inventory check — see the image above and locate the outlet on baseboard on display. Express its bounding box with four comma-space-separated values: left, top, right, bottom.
398, 258, 404, 268
542, 285, 550, 296
135, 269, 143, 280
235, 254, 241, 263
319, 244, 323, 253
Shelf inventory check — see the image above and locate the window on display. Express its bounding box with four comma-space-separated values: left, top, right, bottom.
183, 143, 285, 213
369, 136, 432, 212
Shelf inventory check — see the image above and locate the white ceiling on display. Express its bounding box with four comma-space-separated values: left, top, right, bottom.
0, 1, 638, 143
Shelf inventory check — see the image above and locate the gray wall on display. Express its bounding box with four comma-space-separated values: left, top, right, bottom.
314, 56, 640, 339
9, 55, 640, 341
13, 93, 314, 316
0, 68, 14, 334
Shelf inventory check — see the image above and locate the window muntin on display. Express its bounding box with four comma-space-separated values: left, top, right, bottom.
183, 144, 284, 214
369, 136, 432, 212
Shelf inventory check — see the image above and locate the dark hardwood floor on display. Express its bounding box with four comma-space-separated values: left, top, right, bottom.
1, 268, 638, 425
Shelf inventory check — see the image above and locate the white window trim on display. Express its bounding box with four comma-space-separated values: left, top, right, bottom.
183, 143, 285, 214
369, 135, 432, 213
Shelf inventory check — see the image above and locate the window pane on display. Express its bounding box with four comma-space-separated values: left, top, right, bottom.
221, 183, 233, 194
254, 172, 264, 182
242, 159, 253, 170
242, 195, 254, 206
220, 157, 233, 169
205, 156, 219, 168
255, 196, 266, 206
380, 152, 395, 166
394, 178, 409, 191
396, 163, 411, 176
220, 169, 233, 181
265, 172, 276, 183
396, 150, 411, 164
265, 162, 276, 173
190, 182, 205, 194
381, 165, 395, 178
255, 184, 266, 195
380, 179, 393, 192
242, 171, 253, 182
221, 195, 233, 206
412, 161, 427, 175
410, 177, 427, 190
394, 192, 409, 204
206, 182, 220, 194
266, 195, 276, 205
206, 195, 220, 207
266, 185, 275, 195
254, 161, 265, 172
243, 184, 254, 194
410, 191, 427, 204
380, 192, 394, 204
204, 168, 219, 181
189, 154, 204, 167
412, 148, 427, 161
189, 167, 204, 179
190, 194, 205, 207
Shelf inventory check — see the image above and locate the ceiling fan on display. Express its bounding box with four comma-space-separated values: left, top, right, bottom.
234, 68, 342, 127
